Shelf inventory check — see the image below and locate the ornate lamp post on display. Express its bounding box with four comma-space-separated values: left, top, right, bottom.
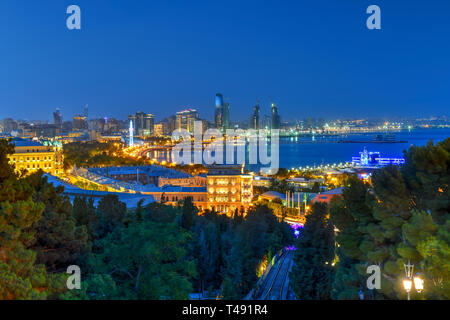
403, 260, 424, 300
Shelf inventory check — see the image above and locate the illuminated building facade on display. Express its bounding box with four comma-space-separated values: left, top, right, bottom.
128, 112, 154, 136
352, 148, 405, 167
206, 165, 253, 215
154, 123, 164, 136
214, 93, 230, 132
7, 139, 60, 175
215, 93, 223, 130
53, 108, 63, 129
73, 115, 87, 131
271, 103, 280, 130
176, 109, 199, 133
250, 104, 260, 130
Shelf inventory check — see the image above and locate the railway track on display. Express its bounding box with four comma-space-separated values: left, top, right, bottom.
257, 251, 293, 300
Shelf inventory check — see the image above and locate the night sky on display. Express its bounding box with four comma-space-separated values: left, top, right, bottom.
1, 0, 449, 122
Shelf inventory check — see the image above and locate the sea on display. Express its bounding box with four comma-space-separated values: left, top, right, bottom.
276, 128, 450, 169
147, 128, 450, 171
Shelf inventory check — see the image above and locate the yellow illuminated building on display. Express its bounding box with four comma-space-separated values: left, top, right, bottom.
7, 139, 59, 175
206, 165, 253, 215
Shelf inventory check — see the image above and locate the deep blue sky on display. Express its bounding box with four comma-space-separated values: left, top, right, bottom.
1, 0, 449, 122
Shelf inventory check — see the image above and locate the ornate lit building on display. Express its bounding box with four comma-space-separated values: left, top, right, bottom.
7, 138, 61, 175
206, 165, 253, 215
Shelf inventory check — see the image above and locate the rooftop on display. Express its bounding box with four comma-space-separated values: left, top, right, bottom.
11, 138, 45, 147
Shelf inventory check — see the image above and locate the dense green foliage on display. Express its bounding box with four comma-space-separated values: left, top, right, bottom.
65, 197, 293, 300
2, 137, 448, 300
330, 138, 450, 300
1, 139, 293, 299
0, 140, 68, 299
290, 202, 335, 299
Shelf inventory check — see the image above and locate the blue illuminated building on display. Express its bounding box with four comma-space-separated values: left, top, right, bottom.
352, 148, 405, 167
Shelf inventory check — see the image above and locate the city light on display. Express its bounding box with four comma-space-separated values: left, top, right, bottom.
403, 279, 412, 292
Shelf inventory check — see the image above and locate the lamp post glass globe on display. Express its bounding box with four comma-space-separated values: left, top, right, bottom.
414, 277, 424, 293
403, 279, 412, 292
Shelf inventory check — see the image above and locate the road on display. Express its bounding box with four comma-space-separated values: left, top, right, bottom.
254, 250, 294, 300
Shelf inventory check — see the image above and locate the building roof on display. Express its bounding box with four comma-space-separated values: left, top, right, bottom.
91, 165, 192, 179
12, 138, 45, 147
260, 191, 285, 200
71, 166, 207, 194
318, 187, 344, 195
44, 174, 156, 208
207, 165, 243, 176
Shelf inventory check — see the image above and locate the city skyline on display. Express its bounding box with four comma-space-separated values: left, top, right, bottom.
0, 0, 449, 305
1, 0, 450, 121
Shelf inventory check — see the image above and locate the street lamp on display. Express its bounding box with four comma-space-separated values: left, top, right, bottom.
414, 276, 424, 293
403, 261, 424, 300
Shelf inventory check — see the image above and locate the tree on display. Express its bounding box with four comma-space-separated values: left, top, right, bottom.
220, 205, 293, 299
291, 202, 335, 299
330, 176, 383, 299
331, 139, 450, 300
95, 195, 127, 238
181, 197, 197, 230
81, 221, 196, 299
24, 172, 90, 273
0, 140, 59, 299
73, 196, 97, 240
400, 211, 450, 299
311, 182, 321, 193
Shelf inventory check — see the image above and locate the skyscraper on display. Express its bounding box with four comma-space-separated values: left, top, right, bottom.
215, 93, 224, 130
73, 115, 87, 131
176, 109, 199, 133
271, 103, 280, 130
128, 112, 154, 136
53, 108, 63, 129
250, 104, 260, 130
83, 104, 89, 119
214, 93, 230, 131
222, 102, 230, 131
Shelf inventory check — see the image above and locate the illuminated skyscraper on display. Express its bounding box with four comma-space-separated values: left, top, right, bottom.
83, 104, 89, 120
176, 109, 199, 133
53, 108, 63, 129
128, 112, 154, 136
215, 93, 223, 130
222, 102, 230, 131
214, 93, 230, 131
271, 103, 280, 130
73, 115, 87, 131
250, 104, 260, 130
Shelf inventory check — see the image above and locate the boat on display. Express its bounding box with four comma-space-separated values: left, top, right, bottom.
338, 134, 407, 144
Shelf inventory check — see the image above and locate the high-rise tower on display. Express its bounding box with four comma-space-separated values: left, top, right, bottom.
271, 103, 280, 130
222, 102, 230, 131
214, 93, 224, 130
53, 108, 63, 129
128, 111, 154, 136
250, 104, 260, 130
83, 104, 89, 119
